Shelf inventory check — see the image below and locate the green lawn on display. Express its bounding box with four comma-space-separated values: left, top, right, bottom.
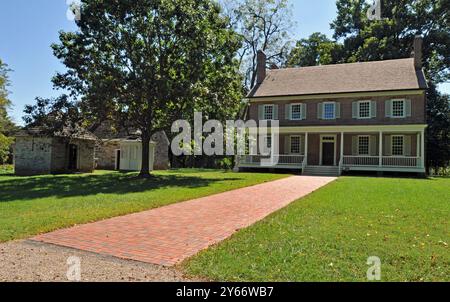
0, 169, 287, 242
184, 177, 450, 282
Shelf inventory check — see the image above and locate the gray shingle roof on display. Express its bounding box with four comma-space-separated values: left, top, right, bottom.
248, 58, 427, 98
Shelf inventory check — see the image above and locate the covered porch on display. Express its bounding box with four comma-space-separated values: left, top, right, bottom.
238, 125, 427, 174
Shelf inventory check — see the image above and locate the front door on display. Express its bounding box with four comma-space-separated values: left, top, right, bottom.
322, 142, 335, 166
115, 150, 121, 170
68, 144, 78, 170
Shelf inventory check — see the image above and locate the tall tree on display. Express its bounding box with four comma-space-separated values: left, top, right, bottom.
33, 0, 242, 178
330, 0, 450, 170
286, 32, 338, 67
0, 59, 15, 165
225, 0, 293, 88
330, 0, 450, 82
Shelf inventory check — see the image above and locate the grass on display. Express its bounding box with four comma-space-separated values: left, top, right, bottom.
184, 177, 450, 282
0, 169, 287, 242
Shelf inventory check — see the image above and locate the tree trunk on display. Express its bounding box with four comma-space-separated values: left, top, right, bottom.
139, 134, 151, 178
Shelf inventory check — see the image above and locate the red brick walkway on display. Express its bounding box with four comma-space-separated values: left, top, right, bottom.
32, 176, 335, 266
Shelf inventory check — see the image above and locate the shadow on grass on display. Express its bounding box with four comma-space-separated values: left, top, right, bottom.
0, 172, 240, 203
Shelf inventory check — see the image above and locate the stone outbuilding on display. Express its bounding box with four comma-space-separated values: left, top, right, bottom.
95, 131, 170, 171
14, 128, 96, 176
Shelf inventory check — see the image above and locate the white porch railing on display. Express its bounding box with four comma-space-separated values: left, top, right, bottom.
342, 156, 420, 168
240, 155, 305, 167
343, 156, 380, 166
382, 156, 420, 167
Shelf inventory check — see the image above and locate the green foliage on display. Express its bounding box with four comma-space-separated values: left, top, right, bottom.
0, 133, 13, 165
0, 170, 286, 242
331, 0, 450, 83
185, 177, 450, 281
0, 59, 14, 134
216, 157, 234, 170
426, 84, 450, 171
225, 0, 293, 88
286, 32, 338, 67
23, 95, 83, 136
28, 0, 243, 176
0, 59, 15, 165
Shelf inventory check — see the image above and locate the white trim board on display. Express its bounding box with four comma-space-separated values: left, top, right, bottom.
249, 90, 425, 103
257, 124, 428, 134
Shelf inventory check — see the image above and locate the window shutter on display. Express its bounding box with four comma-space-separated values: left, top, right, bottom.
352, 136, 358, 155
384, 135, 392, 156
335, 102, 341, 119
385, 100, 392, 118
301, 104, 307, 120
370, 135, 377, 156
352, 102, 358, 118
273, 105, 279, 120
317, 103, 323, 119
405, 100, 412, 117
285, 104, 291, 120
285, 136, 290, 154
258, 105, 264, 120
404, 135, 412, 156
371, 101, 377, 118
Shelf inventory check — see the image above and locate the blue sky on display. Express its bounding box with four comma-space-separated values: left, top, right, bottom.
0, 0, 448, 125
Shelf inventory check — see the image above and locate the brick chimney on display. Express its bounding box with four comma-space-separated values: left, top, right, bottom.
256, 50, 267, 85
411, 35, 423, 70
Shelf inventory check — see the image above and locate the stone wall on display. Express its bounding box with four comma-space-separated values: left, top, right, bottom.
51, 138, 69, 173
151, 131, 170, 170
76, 139, 96, 173
14, 136, 95, 176
96, 140, 120, 170
14, 137, 52, 176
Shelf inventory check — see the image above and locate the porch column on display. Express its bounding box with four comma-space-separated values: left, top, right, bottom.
379, 132, 383, 167
305, 132, 309, 165
420, 130, 425, 168
340, 132, 344, 163
417, 132, 421, 165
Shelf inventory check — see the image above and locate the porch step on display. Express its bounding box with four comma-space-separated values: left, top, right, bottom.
303, 166, 340, 177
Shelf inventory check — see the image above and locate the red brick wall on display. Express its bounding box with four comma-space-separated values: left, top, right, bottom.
248, 94, 426, 126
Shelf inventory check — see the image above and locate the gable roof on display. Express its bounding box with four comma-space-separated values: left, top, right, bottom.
248, 58, 427, 98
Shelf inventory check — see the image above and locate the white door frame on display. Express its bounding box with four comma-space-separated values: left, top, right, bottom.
319, 134, 337, 166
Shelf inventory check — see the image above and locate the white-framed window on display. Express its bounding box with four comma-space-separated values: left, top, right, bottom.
323, 102, 336, 119
392, 99, 406, 118
358, 100, 371, 119
263, 105, 274, 120
392, 135, 404, 156
358, 136, 370, 155
290, 136, 301, 154
290, 104, 302, 120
